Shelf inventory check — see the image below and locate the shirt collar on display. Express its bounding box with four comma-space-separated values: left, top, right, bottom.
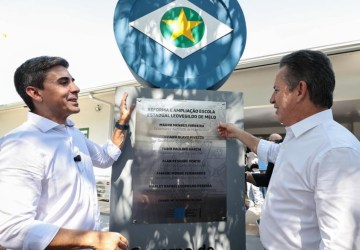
27, 112, 75, 132
287, 109, 333, 138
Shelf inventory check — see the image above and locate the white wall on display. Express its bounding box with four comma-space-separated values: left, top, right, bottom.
0, 106, 28, 136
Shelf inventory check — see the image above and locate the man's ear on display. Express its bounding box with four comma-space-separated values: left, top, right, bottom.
25, 86, 43, 103
296, 80, 308, 102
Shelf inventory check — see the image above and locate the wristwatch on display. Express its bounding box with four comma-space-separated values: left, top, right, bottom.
115, 122, 129, 130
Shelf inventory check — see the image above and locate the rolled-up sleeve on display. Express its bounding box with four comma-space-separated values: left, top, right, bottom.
85, 138, 121, 167
23, 223, 60, 250
257, 139, 280, 164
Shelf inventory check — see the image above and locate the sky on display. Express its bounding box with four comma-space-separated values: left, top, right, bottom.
1, 0, 359, 106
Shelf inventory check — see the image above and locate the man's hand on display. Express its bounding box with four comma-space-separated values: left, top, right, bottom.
46, 229, 129, 250
112, 92, 135, 149
94, 231, 129, 250
217, 122, 260, 154
118, 92, 135, 125
217, 122, 239, 139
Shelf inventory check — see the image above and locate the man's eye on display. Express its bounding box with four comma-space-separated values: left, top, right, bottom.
59, 80, 69, 86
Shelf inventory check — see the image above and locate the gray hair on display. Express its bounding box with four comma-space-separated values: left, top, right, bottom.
279, 50, 335, 108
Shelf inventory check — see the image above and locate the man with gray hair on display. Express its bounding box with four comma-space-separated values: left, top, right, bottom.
218, 50, 360, 249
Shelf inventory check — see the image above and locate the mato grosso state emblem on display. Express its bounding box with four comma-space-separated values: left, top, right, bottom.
160, 7, 205, 49
114, 0, 247, 89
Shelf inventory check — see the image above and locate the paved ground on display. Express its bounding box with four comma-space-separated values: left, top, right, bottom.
245, 207, 264, 250
100, 201, 264, 249
246, 235, 264, 250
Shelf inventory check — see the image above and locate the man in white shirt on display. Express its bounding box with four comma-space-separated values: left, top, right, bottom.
0, 56, 134, 249
217, 50, 360, 249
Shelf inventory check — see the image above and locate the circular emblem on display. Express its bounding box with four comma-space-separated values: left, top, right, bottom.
114, 0, 247, 90
160, 7, 205, 48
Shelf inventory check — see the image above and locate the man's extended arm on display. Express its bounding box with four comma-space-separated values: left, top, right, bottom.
217, 122, 260, 153
46, 228, 128, 250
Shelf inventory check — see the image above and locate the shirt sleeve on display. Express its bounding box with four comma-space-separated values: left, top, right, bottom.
314, 147, 360, 249
0, 138, 59, 249
257, 139, 280, 164
85, 138, 121, 168
23, 223, 60, 250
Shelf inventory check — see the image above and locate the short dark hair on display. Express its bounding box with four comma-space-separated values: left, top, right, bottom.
14, 56, 69, 111
279, 50, 335, 108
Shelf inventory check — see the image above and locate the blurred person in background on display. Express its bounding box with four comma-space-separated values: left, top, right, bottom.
244, 151, 264, 210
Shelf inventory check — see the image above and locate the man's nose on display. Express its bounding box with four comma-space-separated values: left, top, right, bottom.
70, 82, 80, 93
269, 93, 275, 104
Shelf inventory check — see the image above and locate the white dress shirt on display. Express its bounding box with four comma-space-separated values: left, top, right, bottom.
257, 109, 360, 250
0, 112, 121, 250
